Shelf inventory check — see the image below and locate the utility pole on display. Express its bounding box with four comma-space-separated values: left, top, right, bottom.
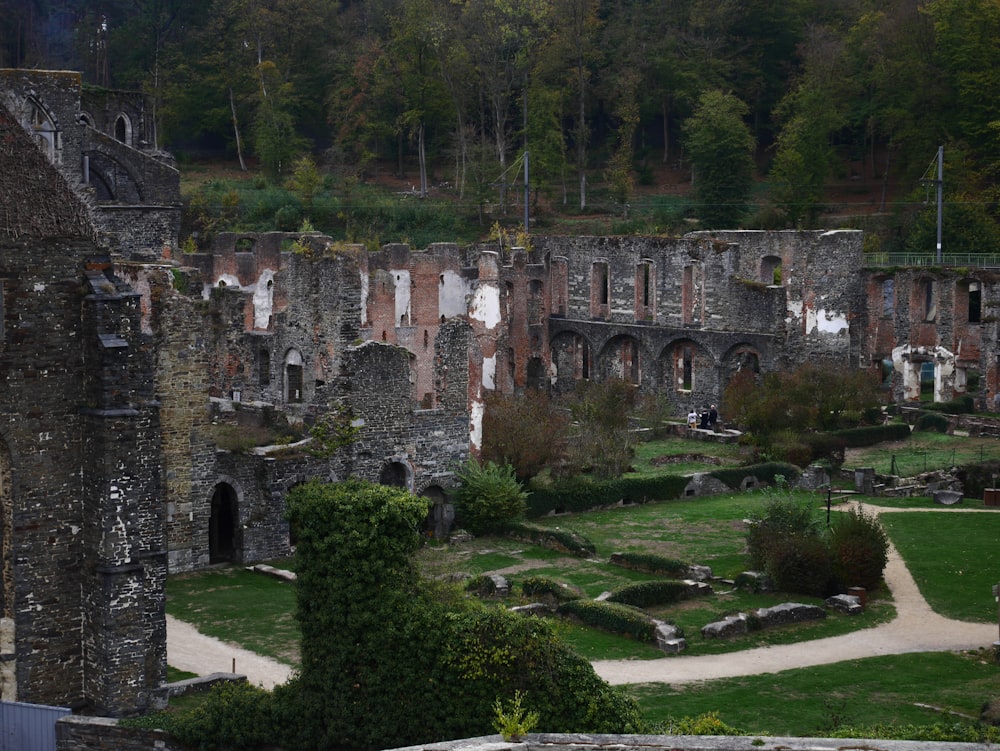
936, 146, 943, 263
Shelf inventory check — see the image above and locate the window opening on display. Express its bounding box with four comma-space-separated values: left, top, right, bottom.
209, 483, 238, 563
882, 279, 894, 317
969, 282, 982, 323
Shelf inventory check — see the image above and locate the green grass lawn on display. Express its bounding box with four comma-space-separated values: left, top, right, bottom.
629, 650, 1000, 735
880, 510, 1000, 622
846, 431, 1000, 477
164, 432, 1000, 736
166, 567, 300, 665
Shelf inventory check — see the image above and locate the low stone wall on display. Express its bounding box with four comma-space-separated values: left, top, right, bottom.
386, 732, 997, 751
56, 715, 182, 751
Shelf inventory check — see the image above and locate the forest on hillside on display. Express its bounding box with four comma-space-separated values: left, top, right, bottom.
4, 0, 1000, 247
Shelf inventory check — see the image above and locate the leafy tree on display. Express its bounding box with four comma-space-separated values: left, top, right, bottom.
482, 390, 569, 481
829, 505, 889, 591
725, 363, 880, 439
278, 478, 640, 750
567, 378, 636, 480
451, 459, 528, 535
768, 40, 846, 228
683, 90, 756, 228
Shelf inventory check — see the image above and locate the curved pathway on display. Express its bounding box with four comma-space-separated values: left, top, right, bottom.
167, 504, 998, 689
593, 503, 998, 685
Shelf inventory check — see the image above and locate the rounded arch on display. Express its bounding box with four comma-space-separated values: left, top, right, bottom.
549, 330, 593, 394
379, 459, 412, 491
658, 337, 716, 402
114, 113, 133, 146
24, 96, 60, 163
720, 343, 763, 378
597, 334, 643, 386
209, 479, 243, 564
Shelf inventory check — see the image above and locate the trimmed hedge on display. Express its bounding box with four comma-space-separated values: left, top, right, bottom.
827, 421, 911, 447
525, 474, 689, 517
921, 394, 976, 414
915, 412, 949, 433
508, 521, 597, 557
521, 576, 580, 602
605, 580, 692, 608
557, 599, 658, 642
609, 551, 689, 577
708, 462, 801, 490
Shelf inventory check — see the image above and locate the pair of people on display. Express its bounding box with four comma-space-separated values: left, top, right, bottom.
688, 404, 718, 430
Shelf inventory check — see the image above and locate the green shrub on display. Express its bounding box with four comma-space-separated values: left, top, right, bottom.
957, 460, 1000, 500
159, 680, 276, 750
829, 722, 1000, 743
921, 394, 976, 414
508, 521, 596, 557
608, 551, 689, 577
465, 574, 506, 598
557, 599, 658, 642
651, 711, 746, 736
829, 422, 911, 447
521, 576, 579, 602
766, 533, 836, 596
709, 462, 801, 491
915, 412, 950, 433
828, 505, 889, 591
745, 495, 822, 570
452, 460, 528, 535
525, 474, 688, 517
605, 580, 692, 608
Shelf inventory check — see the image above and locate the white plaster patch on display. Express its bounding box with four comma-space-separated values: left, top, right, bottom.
252, 269, 275, 330
470, 401, 485, 451
469, 284, 501, 330
785, 299, 803, 324
813, 308, 849, 335
439, 269, 469, 319
203, 274, 241, 299
359, 269, 369, 326
482, 354, 496, 390
33, 283, 44, 292
393, 269, 412, 326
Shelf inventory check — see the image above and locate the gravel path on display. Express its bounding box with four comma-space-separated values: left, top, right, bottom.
166, 615, 294, 690
594, 503, 999, 685
167, 503, 999, 690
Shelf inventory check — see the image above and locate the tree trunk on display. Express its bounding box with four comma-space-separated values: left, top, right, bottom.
418, 122, 427, 198
230, 87, 247, 172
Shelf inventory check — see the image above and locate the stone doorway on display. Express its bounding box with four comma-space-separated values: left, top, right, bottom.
209, 482, 239, 563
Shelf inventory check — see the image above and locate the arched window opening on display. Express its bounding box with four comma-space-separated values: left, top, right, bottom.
209, 483, 238, 563
114, 114, 131, 145
285, 349, 304, 403
379, 461, 410, 489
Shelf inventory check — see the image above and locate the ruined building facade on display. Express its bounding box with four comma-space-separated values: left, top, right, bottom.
0, 91, 166, 715
2, 69, 999, 718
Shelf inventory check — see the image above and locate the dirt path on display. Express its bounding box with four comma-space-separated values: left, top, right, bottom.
166, 615, 294, 690
592, 503, 999, 685
167, 504, 999, 690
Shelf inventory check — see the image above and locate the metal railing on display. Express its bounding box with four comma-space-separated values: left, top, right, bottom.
865, 252, 1000, 269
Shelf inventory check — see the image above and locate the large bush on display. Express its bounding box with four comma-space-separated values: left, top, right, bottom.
452, 459, 529, 535
746, 490, 888, 597
275, 479, 639, 750
828, 505, 889, 591
482, 390, 570, 481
